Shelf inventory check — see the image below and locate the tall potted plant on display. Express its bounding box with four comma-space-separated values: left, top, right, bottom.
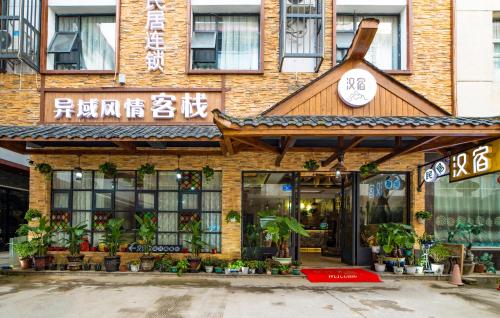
134, 213, 157, 271
375, 223, 416, 273
429, 243, 451, 274
262, 216, 309, 264
184, 220, 207, 272
101, 218, 125, 272
447, 221, 484, 275
62, 223, 88, 271
16, 215, 54, 270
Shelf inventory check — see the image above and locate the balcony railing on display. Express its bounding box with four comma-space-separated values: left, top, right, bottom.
279, 0, 324, 73
0, 0, 41, 71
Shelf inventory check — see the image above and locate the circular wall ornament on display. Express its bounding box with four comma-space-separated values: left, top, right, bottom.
338, 68, 377, 107
424, 168, 437, 183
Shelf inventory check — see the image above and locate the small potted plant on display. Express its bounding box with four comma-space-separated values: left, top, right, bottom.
202, 165, 215, 181
99, 161, 117, 178
13, 240, 36, 269
155, 257, 173, 272
184, 220, 207, 272
415, 254, 426, 274
25, 208, 42, 221
137, 163, 155, 179
279, 264, 291, 275
258, 208, 277, 228
265, 258, 280, 275
476, 253, 496, 274
225, 210, 241, 223
101, 218, 125, 272
374, 255, 386, 273
360, 163, 379, 178
376, 223, 416, 272
62, 223, 87, 271
246, 260, 258, 274
176, 258, 189, 276
34, 162, 53, 180
303, 159, 319, 171
415, 211, 432, 224
241, 260, 249, 275
202, 256, 217, 273
134, 213, 157, 271
169, 259, 179, 273
429, 243, 451, 275
129, 260, 141, 272
227, 259, 244, 274
214, 259, 226, 274
82, 258, 92, 271
291, 260, 301, 275
404, 253, 417, 275
16, 215, 54, 271
256, 261, 266, 274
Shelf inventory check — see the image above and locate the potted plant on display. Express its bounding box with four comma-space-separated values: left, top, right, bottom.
16, 215, 54, 271
62, 223, 87, 271
258, 208, 277, 228
367, 235, 380, 254
374, 255, 386, 273
246, 260, 258, 274
303, 159, 319, 171
101, 218, 125, 272
214, 259, 226, 274
291, 260, 301, 275
176, 258, 189, 276
415, 211, 432, 224
34, 162, 53, 180
241, 260, 249, 275
129, 260, 141, 272
202, 256, 217, 273
99, 161, 117, 178
13, 240, 36, 269
404, 253, 418, 275
137, 163, 155, 179
476, 253, 496, 274
169, 259, 178, 273
202, 165, 215, 181
428, 243, 451, 275
25, 208, 42, 221
262, 215, 309, 264
255, 260, 266, 274
415, 254, 426, 274
447, 221, 484, 275
184, 220, 207, 272
134, 213, 157, 271
279, 264, 291, 275
227, 259, 244, 274
225, 210, 241, 223
360, 163, 379, 178
265, 258, 280, 275
375, 223, 416, 273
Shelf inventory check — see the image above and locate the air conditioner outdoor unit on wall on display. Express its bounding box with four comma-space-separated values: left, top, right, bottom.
0, 28, 19, 52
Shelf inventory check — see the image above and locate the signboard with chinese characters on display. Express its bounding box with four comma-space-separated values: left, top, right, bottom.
338, 68, 377, 107
43, 89, 222, 124
146, 0, 165, 72
449, 138, 500, 183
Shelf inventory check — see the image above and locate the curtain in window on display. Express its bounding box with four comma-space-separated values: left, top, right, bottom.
433, 173, 500, 247
493, 21, 500, 80
359, 16, 399, 70
219, 16, 259, 70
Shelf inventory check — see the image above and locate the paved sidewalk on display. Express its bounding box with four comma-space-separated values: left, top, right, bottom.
0, 274, 499, 318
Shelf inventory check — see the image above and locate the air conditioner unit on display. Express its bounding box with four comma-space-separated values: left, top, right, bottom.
0, 28, 19, 52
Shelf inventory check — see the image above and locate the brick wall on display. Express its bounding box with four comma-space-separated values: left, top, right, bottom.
29, 151, 425, 261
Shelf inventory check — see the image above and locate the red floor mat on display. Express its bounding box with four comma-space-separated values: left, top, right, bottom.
301, 268, 382, 283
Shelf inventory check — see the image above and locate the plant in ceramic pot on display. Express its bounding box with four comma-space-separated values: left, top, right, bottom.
16, 215, 54, 271
202, 256, 218, 273
447, 221, 484, 275
214, 259, 226, 274
137, 163, 155, 179
428, 243, 451, 275
184, 220, 207, 272
202, 165, 215, 181
101, 218, 125, 272
246, 260, 258, 274
99, 161, 118, 178
375, 223, 416, 273
262, 216, 309, 264
303, 159, 319, 171
476, 253, 496, 274
34, 163, 53, 180
415, 211, 432, 225
129, 260, 141, 272
225, 210, 241, 223
415, 254, 426, 274
374, 255, 386, 273
25, 208, 42, 221
404, 253, 417, 275
359, 163, 379, 178
291, 260, 302, 275
265, 258, 281, 275
176, 258, 189, 276
62, 223, 88, 271
257, 208, 278, 228
13, 240, 36, 269
134, 213, 157, 271
240, 260, 250, 275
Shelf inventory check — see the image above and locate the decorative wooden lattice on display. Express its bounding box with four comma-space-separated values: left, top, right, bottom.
93, 211, 112, 231
180, 171, 201, 191
179, 212, 201, 231
51, 211, 70, 230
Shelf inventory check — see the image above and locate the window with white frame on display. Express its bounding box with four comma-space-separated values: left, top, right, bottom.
493, 16, 500, 81
335, 1, 407, 71
46, 1, 116, 71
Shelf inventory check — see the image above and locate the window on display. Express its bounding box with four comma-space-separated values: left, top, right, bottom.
51, 170, 222, 252
191, 15, 260, 71
47, 15, 116, 70
336, 14, 400, 70
432, 173, 500, 247
493, 17, 500, 81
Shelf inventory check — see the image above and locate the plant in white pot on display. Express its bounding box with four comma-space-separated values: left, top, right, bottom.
129, 260, 140, 272
262, 215, 309, 264
428, 243, 451, 275
202, 256, 217, 273
415, 211, 432, 225
415, 254, 426, 274
374, 255, 386, 273
225, 210, 241, 223
404, 253, 417, 275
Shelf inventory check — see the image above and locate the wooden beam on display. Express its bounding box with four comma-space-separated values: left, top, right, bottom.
345, 18, 380, 61
411, 136, 494, 153
25, 147, 223, 156
371, 137, 439, 166
113, 141, 136, 153
0, 141, 26, 154
232, 137, 279, 153
275, 137, 296, 167
223, 137, 235, 155
321, 137, 365, 167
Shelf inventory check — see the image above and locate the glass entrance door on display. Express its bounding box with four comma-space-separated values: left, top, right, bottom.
340, 173, 355, 265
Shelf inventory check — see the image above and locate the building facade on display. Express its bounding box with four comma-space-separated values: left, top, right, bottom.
0, 0, 498, 266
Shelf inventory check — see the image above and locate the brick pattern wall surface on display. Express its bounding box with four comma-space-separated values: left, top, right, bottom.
29, 151, 425, 262
0, 74, 40, 125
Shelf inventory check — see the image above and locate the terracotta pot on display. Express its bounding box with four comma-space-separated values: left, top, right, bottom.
19, 257, 32, 270
140, 255, 156, 272
34, 255, 47, 271
104, 256, 121, 272
474, 263, 485, 273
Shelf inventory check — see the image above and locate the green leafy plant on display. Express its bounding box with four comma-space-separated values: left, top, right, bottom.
99, 162, 118, 178
134, 213, 157, 255
447, 221, 484, 249
101, 218, 125, 257
176, 258, 189, 276
291, 260, 301, 268
478, 253, 496, 274
13, 240, 36, 259
34, 163, 53, 179
417, 254, 427, 267
360, 163, 379, 178
129, 260, 141, 266
202, 165, 215, 181
16, 216, 54, 256
418, 232, 434, 245
265, 258, 281, 271
303, 159, 319, 171
25, 209, 42, 221
62, 223, 88, 256
262, 216, 309, 258
202, 256, 218, 267
257, 208, 277, 219
246, 260, 259, 269
229, 259, 245, 270
184, 220, 207, 258
428, 243, 451, 264
415, 211, 432, 220
225, 210, 241, 223
375, 223, 416, 257
137, 163, 155, 179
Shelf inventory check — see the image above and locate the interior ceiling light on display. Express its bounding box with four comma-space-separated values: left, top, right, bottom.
332, 152, 346, 180
74, 155, 83, 181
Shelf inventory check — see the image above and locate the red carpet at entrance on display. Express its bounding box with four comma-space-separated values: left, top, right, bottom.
301, 268, 382, 283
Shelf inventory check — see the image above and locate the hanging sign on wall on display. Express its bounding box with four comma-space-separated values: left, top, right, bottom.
449, 138, 500, 183
338, 68, 377, 107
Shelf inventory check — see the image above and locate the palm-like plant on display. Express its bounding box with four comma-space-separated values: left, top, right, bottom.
134, 213, 157, 255
62, 223, 87, 256
101, 218, 125, 257
262, 216, 309, 258
184, 220, 207, 258
16, 216, 54, 256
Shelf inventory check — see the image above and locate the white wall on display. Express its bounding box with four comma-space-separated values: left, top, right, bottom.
456, 0, 500, 116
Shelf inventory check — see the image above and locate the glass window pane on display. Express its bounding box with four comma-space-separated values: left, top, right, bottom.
158, 213, 178, 232
48, 32, 77, 53
202, 192, 221, 211
202, 234, 221, 253
202, 171, 221, 190
218, 16, 259, 70
94, 172, 114, 189
194, 15, 217, 31
115, 211, 135, 232
80, 16, 116, 70
53, 192, 69, 209
493, 20, 500, 39
95, 192, 112, 209
115, 191, 135, 211
336, 15, 354, 31
137, 172, 157, 190
72, 211, 91, 230
360, 15, 399, 70
117, 171, 135, 190
202, 213, 221, 233
58, 16, 80, 32
73, 191, 91, 210
191, 31, 217, 48
158, 233, 178, 245
181, 193, 199, 210
180, 171, 202, 191
159, 172, 178, 190
158, 192, 178, 211
92, 232, 105, 247
73, 171, 92, 189
138, 192, 155, 210
53, 171, 71, 189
